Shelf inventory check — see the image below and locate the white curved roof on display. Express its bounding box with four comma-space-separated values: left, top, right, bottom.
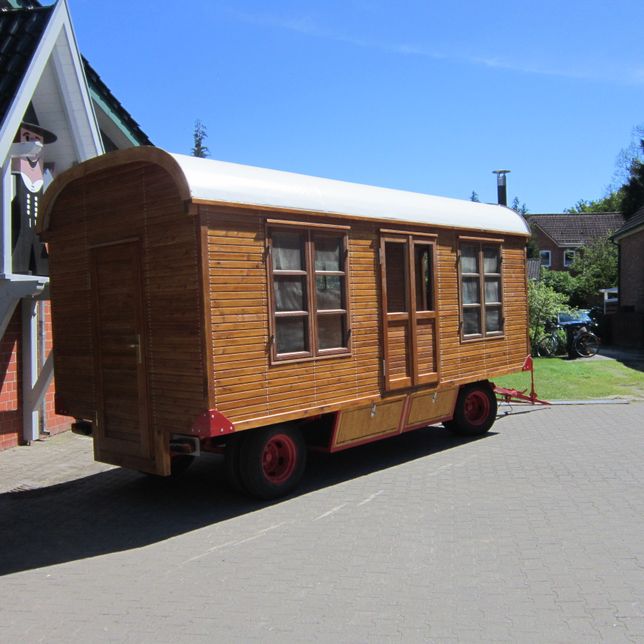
170, 153, 530, 236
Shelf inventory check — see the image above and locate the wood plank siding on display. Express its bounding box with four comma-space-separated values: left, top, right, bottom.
202, 206, 528, 431
44, 162, 206, 473
42, 151, 528, 470
203, 208, 382, 427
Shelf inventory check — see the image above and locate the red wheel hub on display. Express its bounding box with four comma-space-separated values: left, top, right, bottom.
463, 390, 490, 426
262, 434, 297, 484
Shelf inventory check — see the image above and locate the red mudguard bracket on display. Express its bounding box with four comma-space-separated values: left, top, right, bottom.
191, 410, 236, 438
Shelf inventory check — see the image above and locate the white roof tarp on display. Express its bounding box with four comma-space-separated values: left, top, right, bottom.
171, 153, 530, 236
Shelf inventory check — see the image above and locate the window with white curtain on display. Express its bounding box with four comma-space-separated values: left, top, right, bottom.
459, 242, 504, 339
269, 227, 350, 361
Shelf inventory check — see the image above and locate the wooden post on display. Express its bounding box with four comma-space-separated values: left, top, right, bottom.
22, 298, 39, 443
0, 159, 12, 276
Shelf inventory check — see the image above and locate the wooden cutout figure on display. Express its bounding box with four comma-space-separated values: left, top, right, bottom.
11, 122, 56, 275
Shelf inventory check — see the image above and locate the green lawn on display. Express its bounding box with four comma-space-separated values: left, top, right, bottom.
494, 357, 644, 401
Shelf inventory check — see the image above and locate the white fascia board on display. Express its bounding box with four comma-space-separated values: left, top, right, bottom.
91, 89, 139, 148
0, 0, 102, 165
171, 153, 531, 236
50, 0, 103, 160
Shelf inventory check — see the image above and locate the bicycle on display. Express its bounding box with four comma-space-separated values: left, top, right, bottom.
536, 319, 600, 359
569, 325, 600, 358
535, 322, 565, 357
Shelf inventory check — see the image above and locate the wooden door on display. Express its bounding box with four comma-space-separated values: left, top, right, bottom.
91, 240, 153, 467
381, 235, 439, 391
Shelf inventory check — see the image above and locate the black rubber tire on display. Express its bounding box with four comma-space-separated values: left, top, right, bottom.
239, 425, 306, 500
443, 382, 497, 436
574, 332, 600, 358
224, 434, 247, 494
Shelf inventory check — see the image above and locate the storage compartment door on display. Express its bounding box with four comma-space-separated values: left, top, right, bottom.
91, 240, 154, 470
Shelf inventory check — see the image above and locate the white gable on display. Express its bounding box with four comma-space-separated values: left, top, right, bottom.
0, 0, 103, 169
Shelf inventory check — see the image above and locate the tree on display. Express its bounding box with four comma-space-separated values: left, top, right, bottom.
527, 280, 570, 353
511, 196, 528, 215
565, 189, 624, 214
613, 124, 644, 186
526, 224, 539, 259
192, 119, 210, 158
566, 125, 644, 218
470, 190, 480, 202
541, 267, 582, 306
620, 146, 644, 219
569, 234, 618, 304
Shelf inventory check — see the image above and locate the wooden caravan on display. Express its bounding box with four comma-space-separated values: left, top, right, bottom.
39, 147, 530, 498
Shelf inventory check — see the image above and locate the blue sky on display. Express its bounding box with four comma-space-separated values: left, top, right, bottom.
68, 0, 644, 212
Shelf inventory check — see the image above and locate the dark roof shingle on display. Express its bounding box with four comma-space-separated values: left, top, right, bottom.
0, 5, 53, 126
82, 56, 152, 146
525, 213, 625, 246
612, 207, 644, 240
0, 1, 151, 146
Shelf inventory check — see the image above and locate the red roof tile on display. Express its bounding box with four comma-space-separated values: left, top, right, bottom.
525, 213, 624, 246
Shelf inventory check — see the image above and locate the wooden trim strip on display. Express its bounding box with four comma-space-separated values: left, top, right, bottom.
89, 236, 140, 250
198, 220, 215, 408
458, 235, 505, 243
267, 218, 351, 231
380, 228, 438, 238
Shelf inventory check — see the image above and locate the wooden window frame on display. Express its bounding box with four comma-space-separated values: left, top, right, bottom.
458, 240, 504, 342
380, 233, 439, 390
267, 224, 351, 364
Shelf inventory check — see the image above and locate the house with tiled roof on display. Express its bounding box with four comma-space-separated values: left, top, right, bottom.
525, 212, 625, 272
0, 0, 151, 449
611, 208, 644, 347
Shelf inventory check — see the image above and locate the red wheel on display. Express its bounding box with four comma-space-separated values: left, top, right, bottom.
239, 425, 306, 499
444, 382, 497, 436
463, 390, 491, 427
261, 434, 297, 484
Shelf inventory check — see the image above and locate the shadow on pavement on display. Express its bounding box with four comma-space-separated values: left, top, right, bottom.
0, 425, 491, 576
599, 346, 644, 373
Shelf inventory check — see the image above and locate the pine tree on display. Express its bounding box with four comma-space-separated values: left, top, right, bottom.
192, 119, 210, 158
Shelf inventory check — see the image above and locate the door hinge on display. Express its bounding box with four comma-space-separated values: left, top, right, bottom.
382, 359, 386, 376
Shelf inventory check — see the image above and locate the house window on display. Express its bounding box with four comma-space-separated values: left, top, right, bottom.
268, 227, 350, 361
459, 242, 503, 339
540, 250, 551, 267
563, 249, 576, 267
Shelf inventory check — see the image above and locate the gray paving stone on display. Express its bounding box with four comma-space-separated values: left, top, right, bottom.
0, 402, 643, 641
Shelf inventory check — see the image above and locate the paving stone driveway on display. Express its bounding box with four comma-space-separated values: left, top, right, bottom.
1, 402, 643, 643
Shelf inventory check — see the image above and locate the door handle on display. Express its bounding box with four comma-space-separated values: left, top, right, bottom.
127, 335, 142, 364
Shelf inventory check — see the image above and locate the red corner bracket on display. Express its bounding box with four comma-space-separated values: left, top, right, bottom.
191, 409, 236, 438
